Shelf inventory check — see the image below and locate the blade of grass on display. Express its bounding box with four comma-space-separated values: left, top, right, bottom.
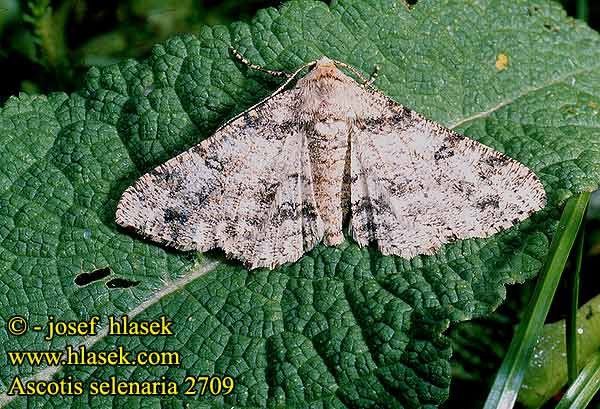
555, 351, 600, 409
567, 215, 586, 384
483, 192, 591, 409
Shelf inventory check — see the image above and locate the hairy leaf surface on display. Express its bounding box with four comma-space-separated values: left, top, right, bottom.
1, 0, 600, 407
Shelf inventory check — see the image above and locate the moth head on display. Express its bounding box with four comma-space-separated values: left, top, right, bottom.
308, 57, 345, 81
315, 56, 335, 67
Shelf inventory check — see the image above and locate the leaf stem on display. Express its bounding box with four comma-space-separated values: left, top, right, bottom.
483, 192, 590, 409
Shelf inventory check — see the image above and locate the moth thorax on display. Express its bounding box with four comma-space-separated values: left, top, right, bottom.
313, 120, 348, 140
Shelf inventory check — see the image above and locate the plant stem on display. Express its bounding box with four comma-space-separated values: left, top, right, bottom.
483, 192, 590, 409
556, 351, 600, 409
576, 0, 589, 22
567, 216, 586, 384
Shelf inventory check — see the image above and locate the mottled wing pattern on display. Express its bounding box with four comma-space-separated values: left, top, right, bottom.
350, 95, 546, 258
116, 90, 324, 269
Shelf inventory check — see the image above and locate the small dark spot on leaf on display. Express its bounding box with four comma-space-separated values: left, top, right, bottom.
586, 306, 593, 320
106, 278, 140, 289
396, 0, 416, 10
528, 5, 540, 16
543, 21, 560, 32
74, 267, 111, 286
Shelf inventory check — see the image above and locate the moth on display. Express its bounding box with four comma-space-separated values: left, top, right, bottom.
116, 50, 546, 269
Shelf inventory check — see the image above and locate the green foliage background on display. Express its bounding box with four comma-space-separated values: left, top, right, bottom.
0, 0, 600, 408
0, 0, 289, 103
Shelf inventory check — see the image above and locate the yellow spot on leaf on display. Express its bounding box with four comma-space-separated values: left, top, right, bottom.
588, 101, 598, 109
495, 53, 509, 71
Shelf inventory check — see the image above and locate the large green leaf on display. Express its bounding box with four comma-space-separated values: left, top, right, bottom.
1, 0, 600, 407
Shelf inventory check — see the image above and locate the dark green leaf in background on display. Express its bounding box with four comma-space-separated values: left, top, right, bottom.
1, 0, 600, 407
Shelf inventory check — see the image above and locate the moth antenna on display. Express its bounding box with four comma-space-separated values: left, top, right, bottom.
215, 58, 318, 132
329, 60, 374, 86
230, 47, 292, 78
